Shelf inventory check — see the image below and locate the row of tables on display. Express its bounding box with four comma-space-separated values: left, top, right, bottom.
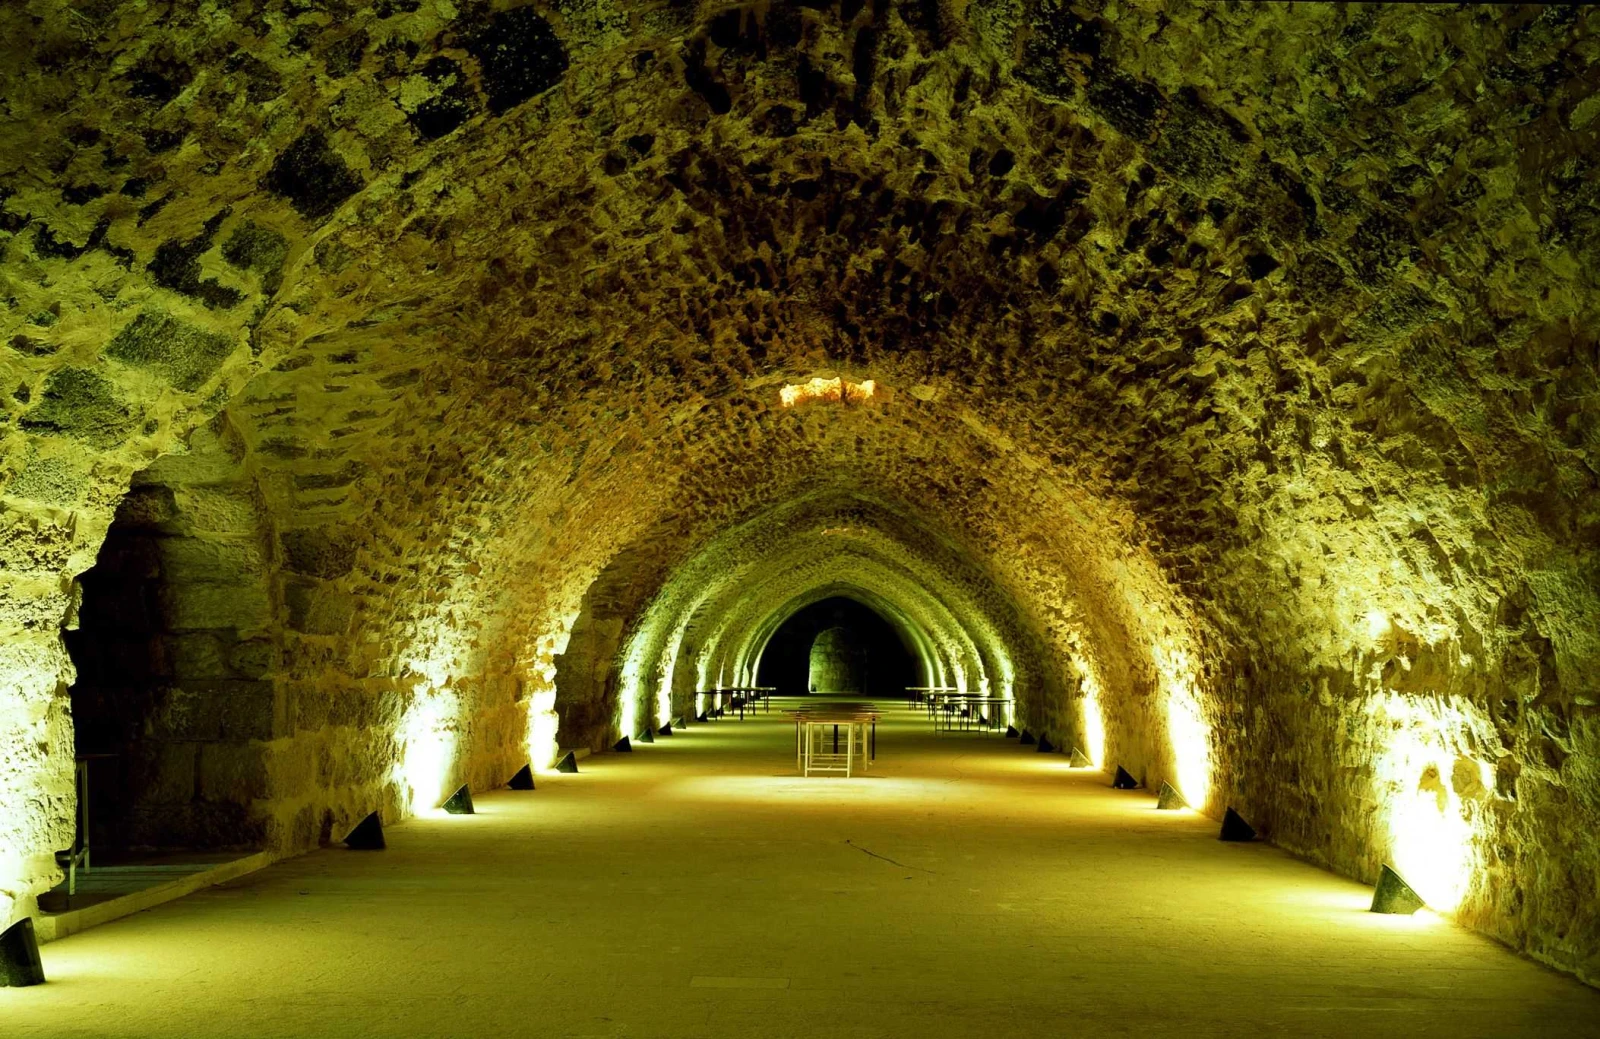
907, 686, 1014, 733
696, 688, 1015, 779
694, 687, 776, 720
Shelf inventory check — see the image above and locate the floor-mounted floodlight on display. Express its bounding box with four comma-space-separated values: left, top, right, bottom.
1156, 781, 1187, 810
1220, 807, 1257, 842
1370, 864, 1426, 915
658, 723, 674, 736
1019, 730, 1036, 746
1036, 736, 1056, 754
343, 812, 385, 850
1068, 747, 1092, 768
555, 752, 580, 773
673, 717, 686, 729
507, 764, 536, 790
1005, 726, 1020, 738
614, 736, 634, 752
0, 918, 45, 987
1112, 766, 1139, 789
442, 784, 475, 814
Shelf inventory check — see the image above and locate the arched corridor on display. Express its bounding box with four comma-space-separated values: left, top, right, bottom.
3, 0, 1600, 1028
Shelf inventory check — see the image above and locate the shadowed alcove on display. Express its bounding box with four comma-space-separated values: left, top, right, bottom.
62, 423, 277, 859
755, 596, 918, 697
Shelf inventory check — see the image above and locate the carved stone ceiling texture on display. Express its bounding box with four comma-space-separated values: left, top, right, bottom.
0, 0, 1597, 984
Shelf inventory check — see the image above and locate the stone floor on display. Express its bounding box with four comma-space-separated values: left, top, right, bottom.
7, 700, 1599, 1038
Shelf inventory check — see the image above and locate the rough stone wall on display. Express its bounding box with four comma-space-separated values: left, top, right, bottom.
0, 0, 1596, 984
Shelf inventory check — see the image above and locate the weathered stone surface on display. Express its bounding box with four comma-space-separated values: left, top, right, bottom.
0, 0, 1595, 989
462, 6, 570, 115
281, 528, 358, 580
160, 584, 274, 633
17, 369, 136, 448
284, 579, 357, 637
809, 626, 865, 693
7, 455, 88, 507
197, 741, 268, 807
106, 312, 236, 392
219, 222, 288, 295
262, 129, 363, 221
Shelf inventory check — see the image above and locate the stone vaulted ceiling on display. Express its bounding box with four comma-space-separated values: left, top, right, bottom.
1, 0, 1598, 985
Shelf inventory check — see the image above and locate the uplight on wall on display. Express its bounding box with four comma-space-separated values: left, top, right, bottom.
0, 846, 25, 932
1368, 691, 1483, 913
394, 686, 459, 814
525, 611, 577, 771
779, 376, 876, 407
655, 654, 675, 729
619, 691, 638, 744
1155, 641, 1211, 811
1081, 656, 1107, 768
526, 688, 559, 771
1078, 670, 1106, 769
616, 633, 649, 740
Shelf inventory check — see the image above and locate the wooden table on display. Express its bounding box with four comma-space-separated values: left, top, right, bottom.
788, 705, 880, 777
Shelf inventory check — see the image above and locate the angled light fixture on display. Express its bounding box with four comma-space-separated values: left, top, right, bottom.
1370, 864, 1426, 915
1020, 730, 1037, 746
1036, 736, 1056, 754
658, 723, 674, 736
1068, 746, 1093, 768
638, 728, 655, 744
442, 784, 475, 815
614, 736, 634, 752
507, 764, 536, 790
343, 812, 385, 850
555, 751, 580, 773
1156, 781, 1187, 810
0, 918, 45, 987
1220, 807, 1257, 842
1005, 726, 1020, 738
1112, 766, 1139, 789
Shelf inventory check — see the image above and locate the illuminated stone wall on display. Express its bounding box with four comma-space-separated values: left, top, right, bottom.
807, 626, 863, 693
0, 0, 1596, 985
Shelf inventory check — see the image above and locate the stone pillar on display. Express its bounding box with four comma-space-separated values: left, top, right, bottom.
0, 521, 81, 927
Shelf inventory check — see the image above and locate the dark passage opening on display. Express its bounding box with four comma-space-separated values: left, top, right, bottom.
62, 457, 275, 862
755, 596, 917, 698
